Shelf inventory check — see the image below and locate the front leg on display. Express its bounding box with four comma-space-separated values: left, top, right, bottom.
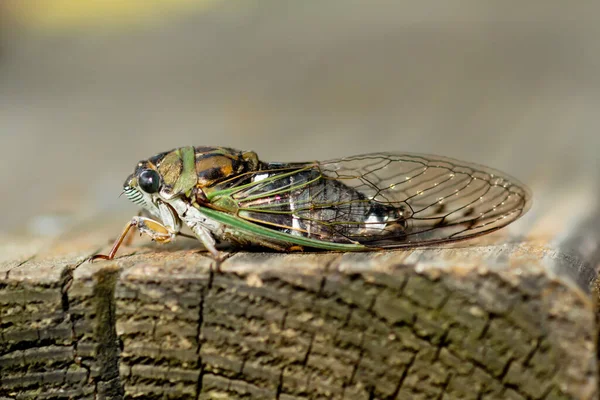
123, 208, 153, 246
91, 216, 175, 261
125, 208, 196, 245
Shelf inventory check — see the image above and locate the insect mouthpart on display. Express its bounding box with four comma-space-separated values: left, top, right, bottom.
123, 186, 147, 207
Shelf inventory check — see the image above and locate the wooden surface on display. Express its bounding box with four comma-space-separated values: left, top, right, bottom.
1, 2, 600, 399
1, 202, 598, 400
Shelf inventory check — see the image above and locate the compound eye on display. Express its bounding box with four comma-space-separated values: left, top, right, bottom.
138, 169, 161, 193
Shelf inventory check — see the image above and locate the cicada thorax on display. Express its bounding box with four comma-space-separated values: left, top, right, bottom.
194, 146, 259, 187
152, 146, 260, 203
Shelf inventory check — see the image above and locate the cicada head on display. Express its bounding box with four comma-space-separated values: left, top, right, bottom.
122, 146, 260, 214
122, 163, 163, 220
121, 147, 183, 218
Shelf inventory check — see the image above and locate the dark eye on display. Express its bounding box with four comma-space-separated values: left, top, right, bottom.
138, 169, 161, 193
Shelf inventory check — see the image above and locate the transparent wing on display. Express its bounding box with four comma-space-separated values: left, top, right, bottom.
215, 153, 531, 248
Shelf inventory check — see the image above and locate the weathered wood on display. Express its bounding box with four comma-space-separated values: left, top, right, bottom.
1, 207, 598, 400
2, 3, 600, 399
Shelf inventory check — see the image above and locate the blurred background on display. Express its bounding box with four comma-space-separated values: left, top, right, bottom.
0, 1, 599, 239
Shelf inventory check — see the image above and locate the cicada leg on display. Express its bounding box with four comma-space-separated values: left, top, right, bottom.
189, 223, 221, 260
123, 208, 194, 246
90, 216, 175, 261
287, 245, 305, 252
122, 209, 149, 246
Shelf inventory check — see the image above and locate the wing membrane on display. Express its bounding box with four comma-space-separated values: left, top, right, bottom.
211, 153, 531, 248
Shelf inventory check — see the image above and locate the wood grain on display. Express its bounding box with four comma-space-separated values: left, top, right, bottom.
1, 206, 598, 399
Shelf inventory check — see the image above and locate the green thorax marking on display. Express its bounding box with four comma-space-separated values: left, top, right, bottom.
174, 146, 197, 194
159, 146, 198, 197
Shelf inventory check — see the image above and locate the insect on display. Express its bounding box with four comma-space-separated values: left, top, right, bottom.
91, 146, 531, 261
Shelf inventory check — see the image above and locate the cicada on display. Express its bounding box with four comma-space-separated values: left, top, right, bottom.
91, 146, 531, 261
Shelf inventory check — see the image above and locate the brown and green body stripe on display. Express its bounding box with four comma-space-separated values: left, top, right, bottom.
135, 146, 261, 201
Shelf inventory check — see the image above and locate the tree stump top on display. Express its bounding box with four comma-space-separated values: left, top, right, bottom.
1, 181, 599, 399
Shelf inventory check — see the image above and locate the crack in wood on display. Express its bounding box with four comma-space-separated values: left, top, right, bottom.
92, 265, 123, 398
195, 258, 215, 399
391, 352, 416, 399
275, 366, 284, 400
522, 338, 540, 368
301, 332, 315, 368
60, 257, 93, 397
477, 317, 491, 340
433, 326, 452, 362
437, 372, 453, 400
4, 256, 34, 281
347, 329, 365, 385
